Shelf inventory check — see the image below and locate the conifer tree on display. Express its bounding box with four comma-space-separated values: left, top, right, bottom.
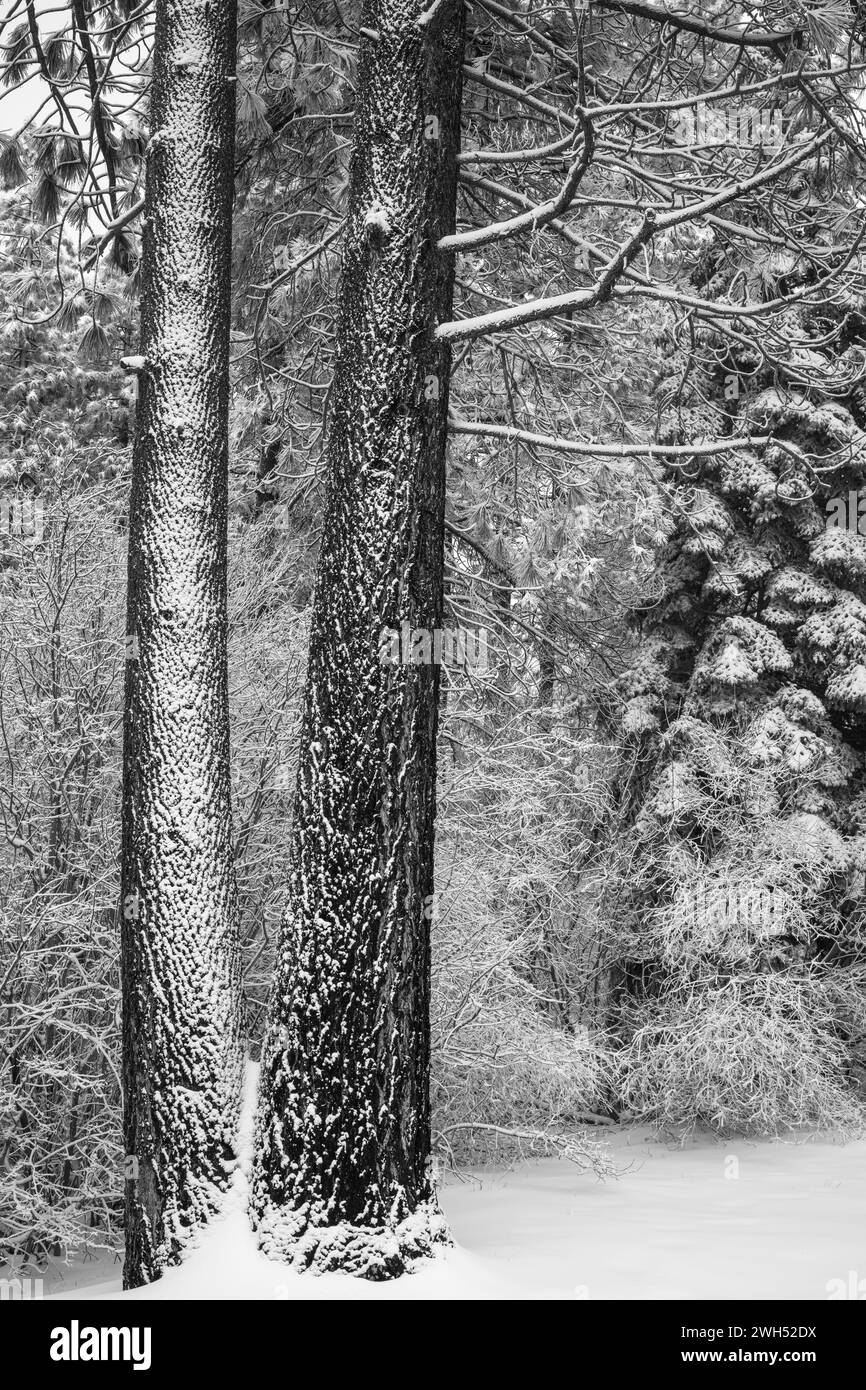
251, 0, 466, 1277
613, 133, 866, 1131
120, 0, 245, 1286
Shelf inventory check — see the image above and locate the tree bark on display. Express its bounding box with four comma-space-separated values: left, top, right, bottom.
120, 0, 244, 1288
251, 0, 465, 1278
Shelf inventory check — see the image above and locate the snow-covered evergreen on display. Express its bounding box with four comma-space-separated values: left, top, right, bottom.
613, 149, 866, 1132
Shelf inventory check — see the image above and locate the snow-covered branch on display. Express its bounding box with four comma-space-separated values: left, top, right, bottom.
441, 113, 593, 253
592, 0, 797, 51
449, 416, 772, 458
438, 128, 833, 343
439, 207, 657, 342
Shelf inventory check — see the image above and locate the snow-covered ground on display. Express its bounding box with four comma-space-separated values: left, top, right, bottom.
40, 1102, 866, 1300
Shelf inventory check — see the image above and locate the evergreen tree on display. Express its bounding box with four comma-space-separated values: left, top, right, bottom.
251, 0, 466, 1277
612, 133, 866, 1132
120, 0, 245, 1286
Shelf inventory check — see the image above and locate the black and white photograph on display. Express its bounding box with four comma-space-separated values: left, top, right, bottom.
0, 0, 865, 1346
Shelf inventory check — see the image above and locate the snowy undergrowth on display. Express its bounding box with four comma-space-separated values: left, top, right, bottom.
46, 1122, 866, 1300
431, 722, 617, 1174
608, 747, 866, 1137
620, 972, 866, 1137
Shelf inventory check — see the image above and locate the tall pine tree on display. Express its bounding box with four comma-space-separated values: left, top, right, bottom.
251, 0, 466, 1277
120, 0, 245, 1286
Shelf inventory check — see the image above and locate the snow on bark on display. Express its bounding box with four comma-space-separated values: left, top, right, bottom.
120, 0, 244, 1288
251, 0, 465, 1278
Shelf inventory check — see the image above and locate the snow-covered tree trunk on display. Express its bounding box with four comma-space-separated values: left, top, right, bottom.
251, 0, 465, 1278
120, 0, 244, 1288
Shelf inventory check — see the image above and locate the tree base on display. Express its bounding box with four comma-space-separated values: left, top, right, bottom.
254, 1200, 451, 1280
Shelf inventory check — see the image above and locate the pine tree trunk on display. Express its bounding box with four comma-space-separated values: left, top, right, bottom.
120, 0, 244, 1288
251, 0, 465, 1278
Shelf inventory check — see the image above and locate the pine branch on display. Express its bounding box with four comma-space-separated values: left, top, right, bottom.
449, 415, 773, 457
441, 111, 594, 252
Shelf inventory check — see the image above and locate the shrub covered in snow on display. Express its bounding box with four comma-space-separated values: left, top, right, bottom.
620, 971, 865, 1135
0, 477, 125, 1265
430, 713, 616, 1174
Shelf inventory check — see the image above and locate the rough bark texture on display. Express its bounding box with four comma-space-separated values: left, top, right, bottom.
251, 0, 465, 1278
121, 0, 244, 1289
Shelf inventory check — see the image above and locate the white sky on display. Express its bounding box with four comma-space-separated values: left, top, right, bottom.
0, 1, 149, 138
